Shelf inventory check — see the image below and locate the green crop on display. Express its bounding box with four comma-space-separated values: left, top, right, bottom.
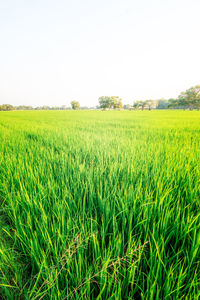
0, 110, 199, 299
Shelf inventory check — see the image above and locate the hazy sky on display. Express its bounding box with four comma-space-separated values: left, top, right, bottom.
0, 0, 200, 107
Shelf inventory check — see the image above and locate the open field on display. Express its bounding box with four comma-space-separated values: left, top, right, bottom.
0, 110, 200, 299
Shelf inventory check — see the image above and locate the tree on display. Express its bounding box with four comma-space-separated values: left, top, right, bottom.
71, 101, 80, 110
133, 101, 140, 110
41, 106, 50, 110
98, 96, 123, 109
145, 100, 154, 110
98, 96, 113, 109
118, 99, 123, 109
178, 85, 200, 110
140, 101, 147, 110
112, 96, 123, 109
0, 104, 15, 111
168, 98, 179, 109
157, 99, 169, 109
123, 104, 131, 110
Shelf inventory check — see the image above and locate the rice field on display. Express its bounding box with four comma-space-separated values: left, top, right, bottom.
0, 110, 200, 299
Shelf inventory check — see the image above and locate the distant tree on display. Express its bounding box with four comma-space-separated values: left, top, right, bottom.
178, 85, 200, 110
111, 96, 118, 109
123, 104, 131, 110
98, 96, 113, 109
196, 98, 200, 110
118, 99, 123, 109
16, 105, 33, 110
140, 101, 147, 110
168, 98, 180, 109
26, 106, 33, 110
133, 100, 156, 110
0, 104, 15, 111
112, 96, 123, 109
145, 100, 155, 110
98, 96, 122, 109
41, 106, 50, 110
71, 101, 80, 110
133, 101, 140, 110
157, 99, 169, 109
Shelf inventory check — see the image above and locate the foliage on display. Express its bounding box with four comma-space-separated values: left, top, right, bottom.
1, 85, 200, 112
167, 98, 180, 109
157, 99, 169, 109
70, 101, 80, 110
123, 104, 131, 110
0, 104, 15, 111
0, 110, 200, 299
133, 100, 156, 110
178, 85, 200, 110
133, 101, 141, 110
98, 96, 123, 109
166, 86, 200, 110
145, 100, 155, 110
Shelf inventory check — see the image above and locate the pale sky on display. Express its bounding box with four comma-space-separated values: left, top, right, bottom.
0, 0, 200, 107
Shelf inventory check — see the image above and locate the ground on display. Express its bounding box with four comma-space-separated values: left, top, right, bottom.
0, 110, 199, 299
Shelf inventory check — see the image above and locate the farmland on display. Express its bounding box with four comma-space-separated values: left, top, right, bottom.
0, 110, 200, 299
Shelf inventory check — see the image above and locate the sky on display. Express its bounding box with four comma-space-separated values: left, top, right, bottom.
0, 0, 200, 107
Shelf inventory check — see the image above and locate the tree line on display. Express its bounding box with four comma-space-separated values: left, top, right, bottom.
97, 85, 200, 110
1, 85, 200, 111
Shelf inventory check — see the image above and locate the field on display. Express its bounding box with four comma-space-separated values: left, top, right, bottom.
0, 110, 200, 299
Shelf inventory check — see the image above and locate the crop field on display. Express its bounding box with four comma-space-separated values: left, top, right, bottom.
0, 110, 200, 299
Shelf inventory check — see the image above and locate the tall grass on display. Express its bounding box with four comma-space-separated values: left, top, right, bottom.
0, 110, 199, 299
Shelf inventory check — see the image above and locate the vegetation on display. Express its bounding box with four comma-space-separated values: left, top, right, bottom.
157, 85, 200, 110
1, 85, 200, 112
0, 104, 72, 111
98, 96, 123, 109
0, 110, 199, 299
177, 85, 200, 110
0, 104, 15, 111
132, 86, 200, 110
133, 100, 155, 110
70, 101, 80, 110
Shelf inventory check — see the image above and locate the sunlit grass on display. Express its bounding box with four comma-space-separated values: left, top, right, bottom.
0, 110, 200, 299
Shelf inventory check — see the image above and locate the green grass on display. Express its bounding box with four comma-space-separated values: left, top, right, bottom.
0, 110, 200, 299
